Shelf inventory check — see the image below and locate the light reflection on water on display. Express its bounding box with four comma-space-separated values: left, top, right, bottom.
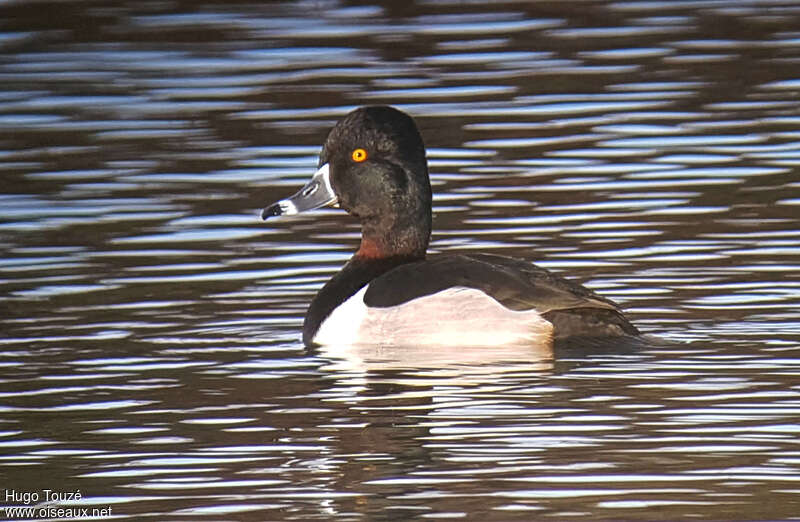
1, 0, 800, 519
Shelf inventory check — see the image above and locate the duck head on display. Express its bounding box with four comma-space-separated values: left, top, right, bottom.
263, 106, 432, 260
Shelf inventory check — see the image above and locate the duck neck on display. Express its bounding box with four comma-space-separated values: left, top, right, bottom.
357, 206, 431, 259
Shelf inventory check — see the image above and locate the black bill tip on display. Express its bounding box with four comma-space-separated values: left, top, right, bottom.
261, 203, 283, 220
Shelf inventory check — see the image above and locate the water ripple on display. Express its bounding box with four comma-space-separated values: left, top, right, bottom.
1, 1, 799, 520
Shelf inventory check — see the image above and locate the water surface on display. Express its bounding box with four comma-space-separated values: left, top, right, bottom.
1, 1, 800, 520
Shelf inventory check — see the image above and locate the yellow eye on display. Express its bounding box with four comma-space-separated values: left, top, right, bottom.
351, 148, 368, 162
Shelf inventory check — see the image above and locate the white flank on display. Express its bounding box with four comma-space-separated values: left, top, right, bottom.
314, 285, 370, 346
313, 285, 553, 348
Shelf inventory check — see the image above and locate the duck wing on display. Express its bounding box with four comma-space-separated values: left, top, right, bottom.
363, 253, 617, 313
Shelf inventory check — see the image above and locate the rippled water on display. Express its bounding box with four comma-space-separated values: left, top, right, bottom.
2, 1, 800, 519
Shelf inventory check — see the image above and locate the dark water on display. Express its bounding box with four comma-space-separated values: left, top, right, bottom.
2, 1, 800, 520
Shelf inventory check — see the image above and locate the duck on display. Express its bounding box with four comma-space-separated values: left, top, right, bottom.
262, 105, 639, 348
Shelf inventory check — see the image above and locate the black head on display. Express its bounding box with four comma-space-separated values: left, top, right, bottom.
263, 106, 432, 259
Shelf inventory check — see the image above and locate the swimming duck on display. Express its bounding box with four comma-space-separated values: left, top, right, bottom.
263, 106, 638, 347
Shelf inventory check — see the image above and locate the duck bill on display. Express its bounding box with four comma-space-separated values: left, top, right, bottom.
262, 163, 338, 220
